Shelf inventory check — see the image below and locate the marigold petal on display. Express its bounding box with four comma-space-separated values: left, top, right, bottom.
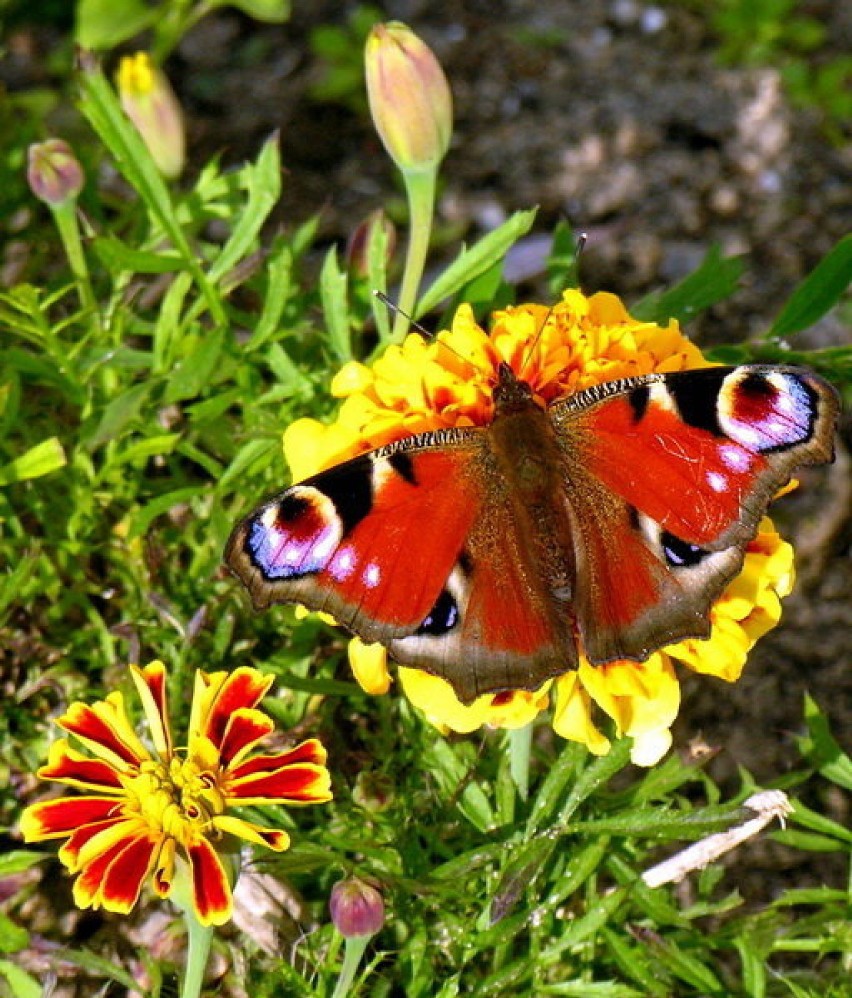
348, 638, 392, 694
130, 660, 171, 756
73, 828, 158, 915
212, 813, 290, 852
57, 694, 149, 770
187, 837, 232, 926
59, 816, 133, 870
551, 672, 611, 755
192, 667, 274, 751
219, 708, 274, 767
37, 739, 124, 792
630, 727, 673, 767
227, 737, 328, 778
153, 837, 175, 897
226, 763, 332, 805
19, 796, 123, 841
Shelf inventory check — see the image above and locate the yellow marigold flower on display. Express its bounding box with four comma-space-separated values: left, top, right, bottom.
19, 662, 332, 925
284, 289, 798, 766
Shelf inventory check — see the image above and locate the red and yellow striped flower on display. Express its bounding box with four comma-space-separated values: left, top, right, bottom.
20, 663, 332, 926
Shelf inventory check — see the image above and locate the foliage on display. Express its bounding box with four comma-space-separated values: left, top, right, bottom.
1, 10, 851, 998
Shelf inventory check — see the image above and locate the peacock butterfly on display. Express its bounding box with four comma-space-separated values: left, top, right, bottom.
225, 361, 838, 704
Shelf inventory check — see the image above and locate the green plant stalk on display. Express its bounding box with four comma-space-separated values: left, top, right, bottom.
51, 200, 100, 332
331, 934, 371, 998
393, 167, 437, 342
509, 722, 533, 801
180, 906, 214, 998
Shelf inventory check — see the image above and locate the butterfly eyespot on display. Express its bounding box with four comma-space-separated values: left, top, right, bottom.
661, 531, 710, 568
416, 588, 459, 636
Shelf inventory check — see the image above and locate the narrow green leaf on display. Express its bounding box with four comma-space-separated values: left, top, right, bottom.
416, 209, 538, 316
208, 136, 282, 284
632, 245, 745, 324
104, 434, 180, 470
85, 382, 152, 450
0, 913, 28, 955
797, 694, 852, 790
0, 959, 40, 998
218, 437, 279, 492
153, 271, 193, 373
547, 219, 580, 296
0, 851, 48, 877
771, 234, 852, 337
127, 486, 200, 540
541, 887, 628, 960
601, 927, 670, 996
556, 737, 632, 827
320, 246, 351, 361
734, 935, 766, 998
490, 835, 556, 923
789, 799, 852, 844
542, 836, 611, 914
526, 739, 587, 837
91, 234, 183, 275
423, 739, 494, 833
163, 328, 226, 403
0, 437, 66, 485
647, 937, 724, 994
246, 242, 293, 349
226, 0, 291, 22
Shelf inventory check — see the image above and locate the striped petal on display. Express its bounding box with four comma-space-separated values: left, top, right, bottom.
212, 813, 290, 851
59, 816, 134, 869
19, 796, 123, 841
194, 668, 274, 750
218, 708, 274, 767
73, 828, 159, 914
57, 693, 149, 769
227, 737, 328, 779
37, 739, 125, 791
130, 661, 171, 757
187, 837, 232, 926
226, 761, 332, 805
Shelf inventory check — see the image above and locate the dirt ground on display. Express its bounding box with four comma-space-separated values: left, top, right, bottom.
6, 0, 851, 893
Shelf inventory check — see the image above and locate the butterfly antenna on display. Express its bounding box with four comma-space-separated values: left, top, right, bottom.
518, 230, 588, 378
373, 290, 432, 337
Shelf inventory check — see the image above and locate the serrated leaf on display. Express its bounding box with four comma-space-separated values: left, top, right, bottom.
0, 437, 66, 485
771, 234, 852, 338
416, 209, 537, 316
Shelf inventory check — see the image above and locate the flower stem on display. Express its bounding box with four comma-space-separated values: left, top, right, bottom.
331, 934, 370, 998
51, 200, 100, 332
180, 906, 214, 998
509, 722, 533, 801
393, 167, 437, 342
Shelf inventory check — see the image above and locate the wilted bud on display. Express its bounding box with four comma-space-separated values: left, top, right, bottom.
329, 876, 385, 938
365, 21, 452, 173
346, 209, 397, 277
27, 139, 84, 206
352, 770, 394, 813
117, 52, 185, 178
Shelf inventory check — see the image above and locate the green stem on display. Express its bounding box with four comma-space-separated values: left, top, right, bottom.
509, 722, 533, 802
331, 934, 370, 998
393, 167, 437, 342
51, 200, 100, 332
180, 906, 215, 998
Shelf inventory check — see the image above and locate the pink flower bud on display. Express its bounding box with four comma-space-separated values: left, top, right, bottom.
27, 139, 84, 206
365, 22, 452, 173
329, 876, 385, 938
117, 53, 185, 179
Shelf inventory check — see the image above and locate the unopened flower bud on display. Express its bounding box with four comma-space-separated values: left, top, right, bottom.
27, 139, 84, 206
329, 876, 385, 938
117, 52, 185, 178
352, 770, 394, 813
346, 210, 397, 277
365, 21, 452, 173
